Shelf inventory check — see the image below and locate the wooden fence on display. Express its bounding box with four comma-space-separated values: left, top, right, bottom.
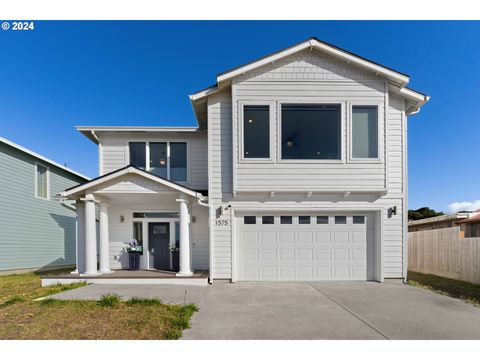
408, 228, 480, 284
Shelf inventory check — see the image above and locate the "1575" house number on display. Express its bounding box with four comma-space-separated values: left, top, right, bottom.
214, 219, 230, 226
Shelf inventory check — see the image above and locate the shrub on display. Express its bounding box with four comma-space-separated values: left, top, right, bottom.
97, 294, 121, 307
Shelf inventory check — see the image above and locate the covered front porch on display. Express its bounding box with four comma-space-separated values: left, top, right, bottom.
59, 166, 210, 283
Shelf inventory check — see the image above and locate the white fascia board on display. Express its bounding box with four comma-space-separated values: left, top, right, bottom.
216, 41, 311, 84
189, 86, 219, 102
76, 126, 199, 132
216, 39, 410, 86
309, 39, 410, 85
0, 136, 90, 180
62, 166, 199, 198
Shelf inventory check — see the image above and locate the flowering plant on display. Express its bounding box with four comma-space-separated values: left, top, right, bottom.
125, 239, 143, 253
169, 243, 179, 252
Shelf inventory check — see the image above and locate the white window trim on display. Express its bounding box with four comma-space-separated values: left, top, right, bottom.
127, 140, 190, 185
34, 162, 50, 201
347, 101, 383, 163
277, 101, 345, 164
238, 101, 275, 163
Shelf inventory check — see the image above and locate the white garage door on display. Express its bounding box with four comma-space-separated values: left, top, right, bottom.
236, 213, 375, 281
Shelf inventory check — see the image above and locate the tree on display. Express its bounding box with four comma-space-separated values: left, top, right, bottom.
408, 207, 444, 221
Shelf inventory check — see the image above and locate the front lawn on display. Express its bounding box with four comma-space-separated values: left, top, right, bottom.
0, 270, 197, 339
408, 271, 480, 306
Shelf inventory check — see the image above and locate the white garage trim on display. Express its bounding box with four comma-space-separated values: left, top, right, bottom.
232, 207, 384, 282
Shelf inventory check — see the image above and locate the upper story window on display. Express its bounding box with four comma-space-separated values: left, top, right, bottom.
169, 142, 187, 182
35, 163, 49, 200
129, 142, 146, 170
281, 104, 341, 160
352, 106, 378, 159
129, 141, 187, 182
149, 142, 167, 177
243, 105, 270, 158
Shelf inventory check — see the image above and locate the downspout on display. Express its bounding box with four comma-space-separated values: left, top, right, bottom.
196, 193, 212, 283
90, 130, 99, 143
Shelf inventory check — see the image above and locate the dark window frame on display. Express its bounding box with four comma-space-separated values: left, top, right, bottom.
298, 216, 311, 224
244, 216, 256, 225
242, 104, 271, 160
262, 216, 275, 224
280, 216, 293, 224
129, 141, 188, 182
280, 103, 342, 161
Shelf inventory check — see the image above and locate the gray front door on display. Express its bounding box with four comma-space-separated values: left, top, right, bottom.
148, 222, 170, 270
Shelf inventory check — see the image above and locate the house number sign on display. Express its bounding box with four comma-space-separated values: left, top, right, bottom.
214, 219, 230, 226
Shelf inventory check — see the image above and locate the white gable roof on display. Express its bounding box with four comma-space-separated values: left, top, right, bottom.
62, 165, 202, 199
190, 37, 429, 117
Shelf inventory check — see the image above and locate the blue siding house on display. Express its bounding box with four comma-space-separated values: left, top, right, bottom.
0, 137, 89, 273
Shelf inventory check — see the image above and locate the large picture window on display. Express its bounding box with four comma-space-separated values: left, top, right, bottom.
281, 104, 341, 160
129, 141, 187, 182
352, 106, 378, 159
243, 105, 270, 158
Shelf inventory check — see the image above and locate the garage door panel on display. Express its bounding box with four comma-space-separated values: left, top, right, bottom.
280, 232, 295, 243
237, 214, 375, 281
261, 249, 277, 261
333, 232, 349, 243
260, 232, 276, 244
315, 232, 331, 243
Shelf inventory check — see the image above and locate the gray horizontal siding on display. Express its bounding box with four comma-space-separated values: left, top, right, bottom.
0, 143, 86, 271
232, 49, 386, 191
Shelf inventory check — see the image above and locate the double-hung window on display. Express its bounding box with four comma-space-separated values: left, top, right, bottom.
243, 105, 270, 159
281, 104, 341, 160
351, 106, 378, 159
35, 163, 49, 200
129, 141, 187, 182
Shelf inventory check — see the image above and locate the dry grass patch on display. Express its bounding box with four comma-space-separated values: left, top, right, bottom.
408, 271, 480, 307
0, 271, 197, 339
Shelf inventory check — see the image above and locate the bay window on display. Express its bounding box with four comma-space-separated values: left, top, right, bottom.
129, 141, 187, 182
281, 104, 341, 160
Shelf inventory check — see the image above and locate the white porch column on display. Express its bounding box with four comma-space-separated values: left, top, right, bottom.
99, 203, 112, 273
84, 193, 98, 275
72, 202, 86, 274
176, 196, 193, 276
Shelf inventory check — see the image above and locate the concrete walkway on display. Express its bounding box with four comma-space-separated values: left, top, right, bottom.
49, 281, 480, 339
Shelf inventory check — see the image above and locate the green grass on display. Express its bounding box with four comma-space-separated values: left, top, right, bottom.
0, 270, 198, 339
408, 271, 480, 306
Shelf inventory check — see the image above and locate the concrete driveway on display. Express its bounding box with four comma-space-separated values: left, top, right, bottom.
50, 281, 480, 339
182, 281, 480, 340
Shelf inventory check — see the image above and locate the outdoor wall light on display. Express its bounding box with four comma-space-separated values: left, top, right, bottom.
120, 215, 125, 223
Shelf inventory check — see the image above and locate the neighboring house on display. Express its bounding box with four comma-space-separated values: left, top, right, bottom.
0, 137, 89, 273
408, 213, 470, 236
456, 211, 480, 238
61, 37, 429, 282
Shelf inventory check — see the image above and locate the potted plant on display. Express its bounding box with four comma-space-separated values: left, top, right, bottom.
125, 239, 143, 271
170, 243, 180, 272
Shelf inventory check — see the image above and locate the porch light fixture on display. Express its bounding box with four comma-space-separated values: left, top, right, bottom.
120, 215, 125, 223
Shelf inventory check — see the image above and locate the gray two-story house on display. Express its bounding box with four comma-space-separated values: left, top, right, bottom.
61, 38, 428, 283
0, 137, 89, 273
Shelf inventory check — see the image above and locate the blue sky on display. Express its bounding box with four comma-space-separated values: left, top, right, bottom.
0, 21, 479, 212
